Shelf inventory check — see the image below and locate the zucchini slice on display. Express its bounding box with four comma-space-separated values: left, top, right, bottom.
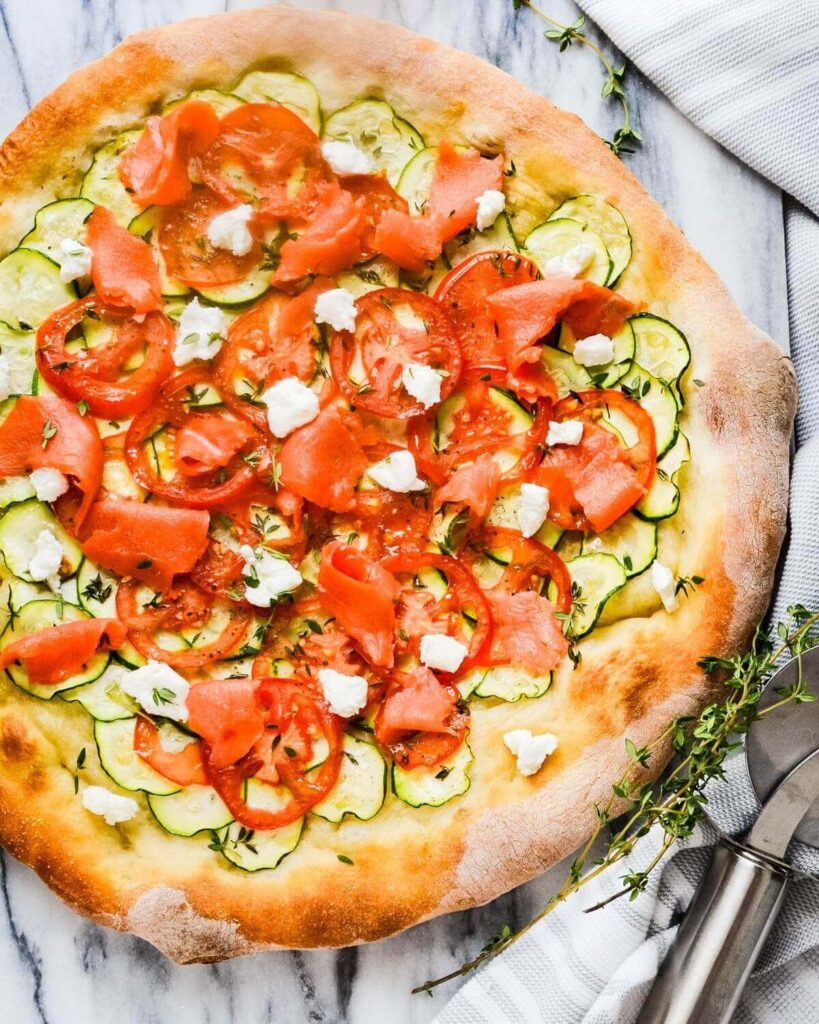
233, 71, 321, 134
0, 499, 82, 582
337, 257, 400, 298
619, 364, 679, 457
323, 98, 424, 185
548, 195, 632, 285
81, 131, 144, 226
0, 323, 37, 396
558, 320, 635, 388
541, 345, 592, 398
214, 778, 303, 871
1, 599, 109, 697
393, 739, 473, 808
21, 198, 95, 266
164, 89, 244, 118
475, 664, 552, 702
61, 662, 137, 722
94, 717, 180, 796
311, 735, 387, 823
0, 249, 75, 330
629, 314, 691, 391
523, 219, 611, 286
0, 474, 34, 508
412, 213, 519, 295
485, 482, 563, 551
636, 431, 690, 522
149, 784, 234, 836
128, 207, 190, 298
195, 265, 271, 307
582, 513, 657, 578
565, 553, 627, 638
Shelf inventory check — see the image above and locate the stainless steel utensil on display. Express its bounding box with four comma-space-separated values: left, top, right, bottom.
636, 644, 819, 1024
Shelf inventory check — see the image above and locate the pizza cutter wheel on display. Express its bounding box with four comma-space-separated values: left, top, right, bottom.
637, 644, 819, 1024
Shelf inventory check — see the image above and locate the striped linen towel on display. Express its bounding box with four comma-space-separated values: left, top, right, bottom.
436, 2, 819, 1021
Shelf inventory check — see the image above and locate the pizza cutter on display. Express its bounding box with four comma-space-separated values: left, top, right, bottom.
636, 644, 819, 1024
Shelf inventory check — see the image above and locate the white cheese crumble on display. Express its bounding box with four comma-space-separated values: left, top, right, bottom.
321, 140, 375, 176
402, 362, 443, 409
58, 238, 93, 283
650, 560, 679, 613
572, 333, 615, 367
82, 785, 139, 826
0, 353, 10, 402
173, 298, 227, 366
206, 203, 254, 256
239, 545, 303, 607
543, 243, 595, 279
314, 287, 358, 333
27, 528, 63, 591
503, 729, 559, 776
547, 420, 584, 446
419, 634, 469, 674
261, 377, 320, 438
475, 189, 506, 231
318, 668, 369, 718
118, 660, 190, 722
368, 449, 425, 493
30, 467, 69, 503
517, 482, 550, 539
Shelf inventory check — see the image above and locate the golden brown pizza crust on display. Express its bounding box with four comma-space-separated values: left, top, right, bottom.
0, 7, 795, 961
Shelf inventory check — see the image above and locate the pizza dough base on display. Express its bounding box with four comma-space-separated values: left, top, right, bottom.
0, 7, 795, 961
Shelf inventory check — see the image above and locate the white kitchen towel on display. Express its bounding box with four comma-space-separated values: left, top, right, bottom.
436, 1, 819, 1021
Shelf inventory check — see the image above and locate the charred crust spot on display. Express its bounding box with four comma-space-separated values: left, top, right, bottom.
621, 661, 661, 722
0, 716, 37, 764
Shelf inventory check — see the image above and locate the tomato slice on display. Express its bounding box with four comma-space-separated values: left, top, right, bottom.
86, 206, 162, 314
384, 551, 493, 673
428, 142, 504, 241
0, 618, 125, 686
213, 281, 329, 431
80, 499, 210, 590
159, 186, 263, 289
278, 403, 372, 513
37, 298, 175, 419
0, 394, 103, 530
119, 100, 221, 207
196, 103, 332, 221
374, 667, 469, 770
125, 367, 262, 507
534, 389, 655, 532
435, 251, 540, 370
205, 676, 343, 830
349, 488, 433, 560
273, 183, 367, 284
408, 370, 549, 486
329, 288, 462, 418
318, 541, 400, 669
133, 717, 208, 787
186, 678, 266, 768
116, 576, 252, 669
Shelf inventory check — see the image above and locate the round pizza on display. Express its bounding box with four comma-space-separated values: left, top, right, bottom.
0, 9, 794, 961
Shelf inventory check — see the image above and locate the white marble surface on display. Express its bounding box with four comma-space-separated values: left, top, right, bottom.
0, 1, 790, 1022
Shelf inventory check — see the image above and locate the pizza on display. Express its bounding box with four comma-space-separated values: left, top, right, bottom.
0, 8, 794, 962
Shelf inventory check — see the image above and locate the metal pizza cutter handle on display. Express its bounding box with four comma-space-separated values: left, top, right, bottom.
635, 643, 819, 1024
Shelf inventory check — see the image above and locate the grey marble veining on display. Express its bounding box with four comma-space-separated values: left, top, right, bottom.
0, 2, 790, 1023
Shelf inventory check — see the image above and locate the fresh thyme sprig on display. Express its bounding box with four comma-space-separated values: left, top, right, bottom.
414, 604, 819, 995
512, 0, 642, 157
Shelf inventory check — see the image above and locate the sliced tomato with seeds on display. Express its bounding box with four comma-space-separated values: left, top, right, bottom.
434, 251, 540, 370
408, 369, 550, 486
125, 366, 263, 507
350, 487, 433, 560
474, 525, 572, 614
329, 288, 462, 418
116, 576, 253, 669
37, 298, 175, 419
159, 187, 263, 289
534, 389, 655, 532
374, 666, 469, 770
383, 551, 493, 673
213, 281, 329, 431
196, 103, 332, 222
134, 717, 208, 787
205, 676, 343, 830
